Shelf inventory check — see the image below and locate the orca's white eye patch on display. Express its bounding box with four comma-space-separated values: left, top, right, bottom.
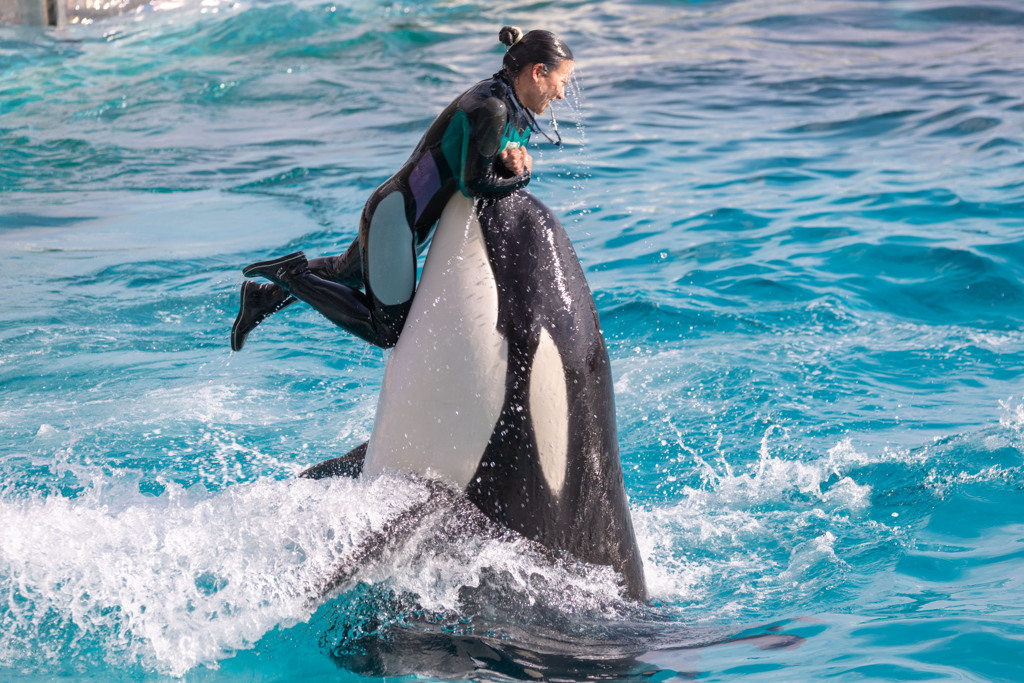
530, 327, 568, 496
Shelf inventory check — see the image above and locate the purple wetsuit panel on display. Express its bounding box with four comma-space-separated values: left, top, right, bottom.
409, 152, 442, 223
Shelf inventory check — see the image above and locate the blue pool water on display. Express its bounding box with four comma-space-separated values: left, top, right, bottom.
2, 0, 1024, 680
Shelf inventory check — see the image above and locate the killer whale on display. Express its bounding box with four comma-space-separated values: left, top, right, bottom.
304, 190, 647, 601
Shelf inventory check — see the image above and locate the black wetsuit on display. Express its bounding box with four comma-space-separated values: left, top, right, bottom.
280, 72, 535, 348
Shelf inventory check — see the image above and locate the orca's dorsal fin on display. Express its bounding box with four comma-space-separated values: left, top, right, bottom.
300, 442, 367, 479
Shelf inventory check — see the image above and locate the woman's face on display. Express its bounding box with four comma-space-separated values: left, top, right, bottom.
516, 59, 575, 115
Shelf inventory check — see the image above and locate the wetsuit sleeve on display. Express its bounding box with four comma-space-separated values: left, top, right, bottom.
461, 97, 531, 198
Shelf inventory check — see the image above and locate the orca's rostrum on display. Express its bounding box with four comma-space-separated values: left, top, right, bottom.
304, 190, 647, 602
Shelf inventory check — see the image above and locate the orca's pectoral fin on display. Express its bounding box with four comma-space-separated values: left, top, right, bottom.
299, 442, 367, 479
309, 478, 458, 602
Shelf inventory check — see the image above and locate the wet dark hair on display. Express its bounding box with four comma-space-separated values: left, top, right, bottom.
498, 26, 573, 77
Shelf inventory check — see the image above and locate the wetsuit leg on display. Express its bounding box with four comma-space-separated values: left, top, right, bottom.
308, 236, 363, 287
231, 237, 364, 351
243, 251, 383, 347
243, 186, 417, 348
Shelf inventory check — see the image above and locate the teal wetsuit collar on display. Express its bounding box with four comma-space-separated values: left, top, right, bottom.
494, 73, 563, 148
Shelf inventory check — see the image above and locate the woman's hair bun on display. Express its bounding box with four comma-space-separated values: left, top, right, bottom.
498, 28, 573, 76
498, 25, 524, 48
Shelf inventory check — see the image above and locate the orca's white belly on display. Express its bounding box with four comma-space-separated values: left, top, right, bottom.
362, 193, 508, 488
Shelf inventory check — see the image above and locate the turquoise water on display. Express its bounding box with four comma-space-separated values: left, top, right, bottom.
2, 0, 1024, 680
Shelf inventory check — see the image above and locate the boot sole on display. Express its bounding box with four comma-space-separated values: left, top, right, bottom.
231, 281, 260, 351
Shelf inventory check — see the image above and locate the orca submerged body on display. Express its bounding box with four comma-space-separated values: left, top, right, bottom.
313, 190, 647, 601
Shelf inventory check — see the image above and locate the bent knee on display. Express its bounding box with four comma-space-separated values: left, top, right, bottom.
372, 300, 411, 349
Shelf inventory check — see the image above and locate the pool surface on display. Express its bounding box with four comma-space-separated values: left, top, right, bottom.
2, 1, 1023, 680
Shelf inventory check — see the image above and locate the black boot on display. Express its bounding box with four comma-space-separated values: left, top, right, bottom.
243, 251, 382, 347
231, 281, 295, 351
242, 251, 309, 287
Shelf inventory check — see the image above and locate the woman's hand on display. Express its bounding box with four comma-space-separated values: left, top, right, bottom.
500, 146, 533, 176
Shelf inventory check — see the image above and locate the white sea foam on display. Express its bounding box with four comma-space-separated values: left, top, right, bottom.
999, 397, 1024, 433
630, 432, 885, 620
0, 470, 637, 677
0, 475, 433, 676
